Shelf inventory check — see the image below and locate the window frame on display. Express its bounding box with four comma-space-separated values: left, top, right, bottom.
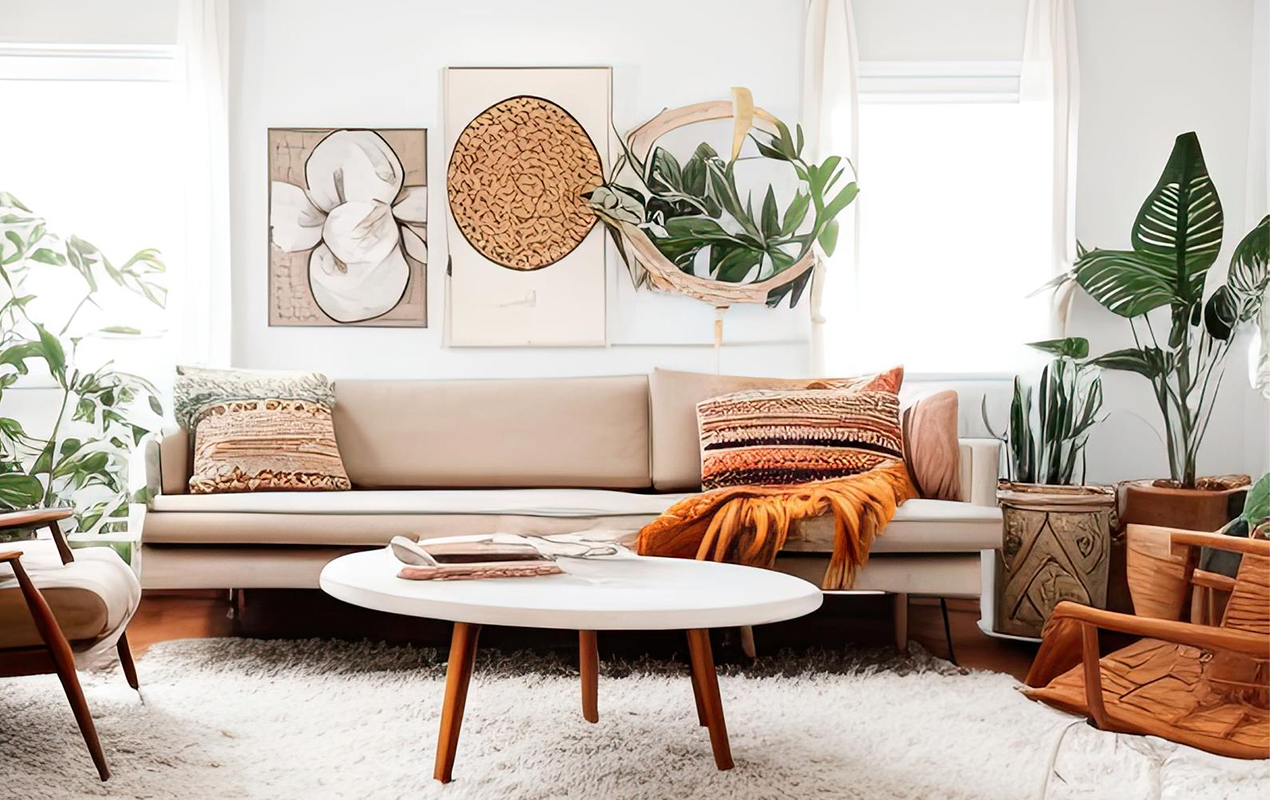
0, 43, 179, 390
847, 60, 1039, 381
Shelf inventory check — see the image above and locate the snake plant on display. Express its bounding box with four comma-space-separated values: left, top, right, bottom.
982, 337, 1105, 486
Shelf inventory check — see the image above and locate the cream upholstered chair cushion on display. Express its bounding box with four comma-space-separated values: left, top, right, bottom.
0, 539, 141, 651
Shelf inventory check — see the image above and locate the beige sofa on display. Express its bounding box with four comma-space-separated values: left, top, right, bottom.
140, 373, 1002, 619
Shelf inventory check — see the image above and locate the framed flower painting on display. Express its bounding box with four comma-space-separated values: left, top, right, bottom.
268, 128, 427, 327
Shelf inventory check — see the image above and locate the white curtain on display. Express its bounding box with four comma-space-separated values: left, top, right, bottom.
175, 0, 232, 367
1021, 0, 1080, 337
1248, 0, 1269, 399
801, 0, 860, 375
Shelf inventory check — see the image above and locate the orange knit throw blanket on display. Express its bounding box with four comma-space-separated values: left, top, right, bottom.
636, 460, 916, 590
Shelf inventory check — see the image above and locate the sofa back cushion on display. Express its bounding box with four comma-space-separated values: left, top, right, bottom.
332, 376, 652, 489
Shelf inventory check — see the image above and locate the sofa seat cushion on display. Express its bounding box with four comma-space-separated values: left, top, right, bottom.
145, 491, 999, 553
150, 488, 691, 517
0, 539, 141, 650
788, 499, 1002, 553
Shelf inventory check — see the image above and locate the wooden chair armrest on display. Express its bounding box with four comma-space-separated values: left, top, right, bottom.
1051, 601, 1270, 658
0, 550, 23, 563
1127, 524, 1270, 557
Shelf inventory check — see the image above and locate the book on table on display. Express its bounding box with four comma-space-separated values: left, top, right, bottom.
390, 535, 564, 580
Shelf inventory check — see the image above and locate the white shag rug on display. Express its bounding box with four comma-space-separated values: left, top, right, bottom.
0, 638, 1265, 800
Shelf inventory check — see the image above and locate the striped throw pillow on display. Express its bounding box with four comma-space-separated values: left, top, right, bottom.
697, 388, 904, 489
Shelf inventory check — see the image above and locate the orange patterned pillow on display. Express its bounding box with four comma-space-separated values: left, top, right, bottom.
697, 387, 904, 489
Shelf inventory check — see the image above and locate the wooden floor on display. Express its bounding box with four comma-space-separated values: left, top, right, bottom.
127, 591, 1039, 680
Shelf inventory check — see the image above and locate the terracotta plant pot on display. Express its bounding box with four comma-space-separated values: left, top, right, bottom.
992, 482, 1116, 638
1117, 480, 1249, 532
1105, 479, 1250, 613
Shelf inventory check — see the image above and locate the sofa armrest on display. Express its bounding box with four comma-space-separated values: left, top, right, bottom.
141, 426, 189, 503
958, 438, 1001, 507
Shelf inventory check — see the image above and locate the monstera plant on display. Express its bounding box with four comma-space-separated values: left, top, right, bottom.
1063, 133, 1269, 490
0, 192, 165, 536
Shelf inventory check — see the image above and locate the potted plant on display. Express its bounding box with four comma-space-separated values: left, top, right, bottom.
1059, 132, 1268, 530
0, 192, 165, 560
981, 337, 1112, 637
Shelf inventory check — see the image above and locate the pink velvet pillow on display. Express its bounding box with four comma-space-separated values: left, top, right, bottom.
901, 390, 962, 501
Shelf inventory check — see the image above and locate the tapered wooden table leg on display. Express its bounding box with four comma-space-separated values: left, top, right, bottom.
687, 655, 707, 726
686, 629, 733, 771
579, 630, 599, 723
434, 622, 480, 783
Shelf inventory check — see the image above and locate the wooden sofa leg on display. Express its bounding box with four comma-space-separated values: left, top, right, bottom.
117, 632, 139, 691
893, 593, 909, 653
5, 553, 110, 781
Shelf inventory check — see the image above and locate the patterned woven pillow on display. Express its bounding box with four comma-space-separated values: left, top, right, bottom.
697, 388, 904, 490
173, 367, 351, 494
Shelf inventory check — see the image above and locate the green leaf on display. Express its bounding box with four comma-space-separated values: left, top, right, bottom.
817, 218, 840, 257
760, 187, 779, 240
1089, 347, 1167, 378
1203, 286, 1238, 340
0, 192, 33, 213
713, 246, 763, 283
0, 473, 43, 510
30, 248, 66, 266
0, 342, 42, 375
1075, 132, 1223, 317
1027, 337, 1090, 359
781, 192, 811, 235
649, 147, 685, 193
34, 324, 65, 383
1225, 215, 1269, 322
1239, 473, 1269, 528
822, 181, 858, 221
148, 395, 163, 415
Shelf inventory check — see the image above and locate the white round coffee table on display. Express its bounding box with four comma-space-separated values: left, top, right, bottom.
320, 547, 822, 782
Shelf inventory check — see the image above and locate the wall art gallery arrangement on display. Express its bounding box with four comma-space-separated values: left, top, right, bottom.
268, 128, 428, 327
263, 71, 833, 347
444, 66, 612, 347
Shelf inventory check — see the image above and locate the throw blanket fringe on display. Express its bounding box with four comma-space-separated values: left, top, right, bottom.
636, 461, 916, 590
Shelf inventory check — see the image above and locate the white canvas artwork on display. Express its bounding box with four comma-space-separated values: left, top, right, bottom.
444, 67, 611, 347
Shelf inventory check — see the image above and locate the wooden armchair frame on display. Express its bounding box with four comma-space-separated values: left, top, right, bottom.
0, 508, 139, 781
1026, 528, 1269, 759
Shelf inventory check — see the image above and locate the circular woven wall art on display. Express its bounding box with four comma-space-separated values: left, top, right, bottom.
447, 95, 603, 271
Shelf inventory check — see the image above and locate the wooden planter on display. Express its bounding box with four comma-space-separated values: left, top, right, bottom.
1106, 479, 1249, 613
992, 482, 1116, 638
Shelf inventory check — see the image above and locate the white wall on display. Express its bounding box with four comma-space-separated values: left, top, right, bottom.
3, 0, 1266, 482
227, 0, 811, 380
1072, 0, 1265, 483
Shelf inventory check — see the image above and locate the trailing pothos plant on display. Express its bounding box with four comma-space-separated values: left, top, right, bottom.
1049, 132, 1269, 489
0, 192, 165, 535
585, 108, 857, 308
982, 337, 1105, 486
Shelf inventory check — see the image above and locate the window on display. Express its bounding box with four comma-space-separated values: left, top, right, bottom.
825, 62, 1054, 376
0, 45, 182, 385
